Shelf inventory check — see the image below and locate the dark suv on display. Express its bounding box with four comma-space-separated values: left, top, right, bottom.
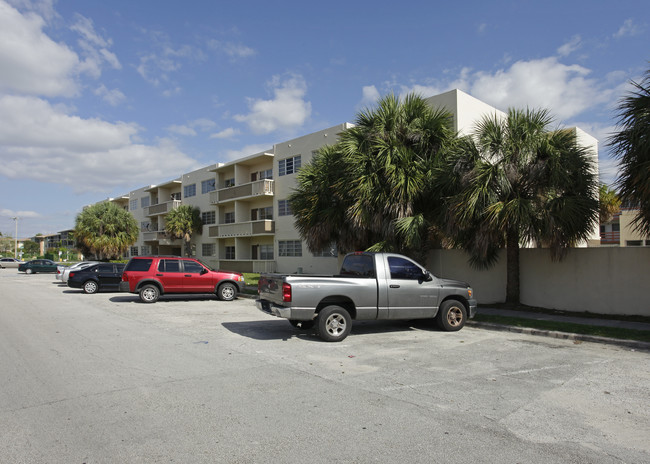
120, 256, 245, 303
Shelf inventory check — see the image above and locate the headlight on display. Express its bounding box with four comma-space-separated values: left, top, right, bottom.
467, 287, 473, 298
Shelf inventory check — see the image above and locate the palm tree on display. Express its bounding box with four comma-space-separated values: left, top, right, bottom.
291, 93, 455, 260
74, 201, 139, 259
438, 108, 599, 304
165, 205, 203, 257
609, 68, 650, 235
599, 184, 621, 224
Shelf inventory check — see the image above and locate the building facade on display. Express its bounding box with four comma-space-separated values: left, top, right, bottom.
102, 89, 600, 273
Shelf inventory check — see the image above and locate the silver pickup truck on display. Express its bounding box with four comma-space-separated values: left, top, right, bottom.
256, 252, 477, 342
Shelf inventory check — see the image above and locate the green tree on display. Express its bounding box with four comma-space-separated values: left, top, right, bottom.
74, 201, 139, 259
437, 108, 599, 304
165, 205, 203, 257
22, 240, 40, 256
599, 184, 621, 223
291, 93, 454, 260
609, 68, 650, 235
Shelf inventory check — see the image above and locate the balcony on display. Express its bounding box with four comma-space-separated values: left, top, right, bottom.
208, 220, 275, 238
210, 179, 274, 204
600, 231, 620, 245
142, 231, 180, 245
144, 200, 181, 217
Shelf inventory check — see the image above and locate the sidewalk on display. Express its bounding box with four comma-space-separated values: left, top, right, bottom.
468, 306, 650, 350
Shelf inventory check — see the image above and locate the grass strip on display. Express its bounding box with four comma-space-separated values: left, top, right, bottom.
473, 314, 650, 343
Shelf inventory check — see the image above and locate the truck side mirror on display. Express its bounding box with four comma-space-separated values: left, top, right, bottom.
423, 271, 433, 282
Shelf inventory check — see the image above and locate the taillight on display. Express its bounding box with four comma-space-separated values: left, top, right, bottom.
122, 272, 128, 282
69, 272, 75, 278
282, 282, 292, 302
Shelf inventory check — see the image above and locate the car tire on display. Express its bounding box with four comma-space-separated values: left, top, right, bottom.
217, 282, 236, 301
289, 320, 315, 330
436, 299, 467, 331
317, 305, 352, 342
25, 268, 33, 274
83, 280, 99, 294
139, 284, 160, 303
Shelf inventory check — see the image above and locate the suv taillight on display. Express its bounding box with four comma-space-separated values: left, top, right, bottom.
282, 283, 292, 302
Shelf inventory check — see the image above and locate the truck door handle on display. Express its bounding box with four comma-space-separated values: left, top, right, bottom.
156, 273, 163, 276
390, 284, 400, 288
184, 274, 192, 277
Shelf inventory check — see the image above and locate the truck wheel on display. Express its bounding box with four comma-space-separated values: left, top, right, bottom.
139, 284, 160, 303
436, 299, 467, 331
289, 320, 315, 330
217, 282, 236, 301
317, 305, 352, 342
83, 280, 99, 294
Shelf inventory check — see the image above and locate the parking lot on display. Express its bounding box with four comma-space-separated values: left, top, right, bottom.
1, 271, 649, 463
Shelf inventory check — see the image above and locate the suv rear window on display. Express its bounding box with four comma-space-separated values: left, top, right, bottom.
125, 258, 153, 272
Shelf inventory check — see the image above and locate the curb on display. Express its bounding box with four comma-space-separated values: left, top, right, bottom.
467, 320, 650, 351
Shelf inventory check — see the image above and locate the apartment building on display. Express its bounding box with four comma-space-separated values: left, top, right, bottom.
106, 89, 600, 273
600, 205, 650, 247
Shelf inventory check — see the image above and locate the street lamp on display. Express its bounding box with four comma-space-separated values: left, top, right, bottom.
12, 216, 18, 259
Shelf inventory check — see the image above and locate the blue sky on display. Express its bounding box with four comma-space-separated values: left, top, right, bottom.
0, 0, 648, 238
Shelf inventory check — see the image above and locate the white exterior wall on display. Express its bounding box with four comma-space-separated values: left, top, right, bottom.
425, 89, 506, 135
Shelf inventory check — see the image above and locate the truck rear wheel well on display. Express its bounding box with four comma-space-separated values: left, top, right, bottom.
316, 297, 356, 319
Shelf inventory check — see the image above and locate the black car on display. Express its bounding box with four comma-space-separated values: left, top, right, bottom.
68, 263, 126, 294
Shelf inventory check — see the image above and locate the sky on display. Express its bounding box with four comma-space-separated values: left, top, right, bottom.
0, 0, 648, 238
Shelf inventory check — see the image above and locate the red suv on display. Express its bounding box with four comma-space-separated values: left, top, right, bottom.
120, 256, 245, 303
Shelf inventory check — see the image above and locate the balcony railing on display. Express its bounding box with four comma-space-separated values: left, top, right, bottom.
208, 220, 275, 238
142, 231, 180, 244
210, 179, 274, 204
600, 231, 620, 245
144, 200, 181, 217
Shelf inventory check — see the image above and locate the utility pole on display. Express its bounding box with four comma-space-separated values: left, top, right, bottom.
12, 216, 18, 259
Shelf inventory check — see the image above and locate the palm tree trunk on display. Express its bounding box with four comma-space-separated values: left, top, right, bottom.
505, 229, 520, 305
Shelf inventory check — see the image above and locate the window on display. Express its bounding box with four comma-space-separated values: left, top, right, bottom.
278, 155, 301, 176
140, 245, 150, 256
96, 264, 113, 273
260, 169, 273, 180
388, 257, 423, 280
225, 178, 235, 188
171, 192, 181, 201
626, 240, 643, 247
224, 212, 235, 224
225, 246, 235, 259
202, 243, 216, 256
125, 258, 152, 272
251, 207, 273, 221
201, 211, 216, 225
260, 244, 273, 260
278, 199, 292, 216
183, 184, 196, 198
278, 240, 301, 257
313, 244, 338, 257
612, 223, 620, 232
130, 246, 138, 256
130, 199, 138, 211
201, 179, 216, 194
141, 197, 150, 208
158, 259, 181, 272
141, 221, 151, 232
182, 260, 204, 273
339, 254, 374, 277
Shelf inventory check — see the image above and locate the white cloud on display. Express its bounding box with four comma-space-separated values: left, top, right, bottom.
0, 208, 40, 218
234, 75, 311, 134
95, 84, 126, 106
0, 95, 199, 193
0, 0, 79, 97
557, 35, 582, 57
361, 85, 380, 107
207, 39, 256, 58
614, 19, 641, 38
210, 128, 240, 139
167, 118, 217, 136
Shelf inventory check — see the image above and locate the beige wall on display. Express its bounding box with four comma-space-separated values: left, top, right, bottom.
427, 247, 650, 316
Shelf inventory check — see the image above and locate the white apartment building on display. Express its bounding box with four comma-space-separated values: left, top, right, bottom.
108, 89, 600, 273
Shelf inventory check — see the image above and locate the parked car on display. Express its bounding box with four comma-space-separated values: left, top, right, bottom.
0, 257, 24, 269
59, 261, 99, 284
257, 252, 476, 342
68, 263, 126, 294
18, 259, 58, 274
119, 256, 245, 303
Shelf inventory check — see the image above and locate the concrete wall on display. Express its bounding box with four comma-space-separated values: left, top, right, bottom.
427, 247, 650, 316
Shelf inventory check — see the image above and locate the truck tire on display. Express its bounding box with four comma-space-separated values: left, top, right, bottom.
436, 299, 467, 331
217, 282, 236, 301
289, 320, 315, 330
317, 305, 352, 342
139, 284, 160, 303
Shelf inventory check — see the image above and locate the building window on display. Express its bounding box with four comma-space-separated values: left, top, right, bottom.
224, 212, 235, 224
201, 179, 216, 194
141, 197, 150, 208
140, 245, 150, 256
225, 246, 235, 259
626, 240, 643, 247
278, 199, 292, 216
183, 184, 196, 198
141, 221, 151, 232
130, 199, 138, 211
279, 240, 302, 257
278, 155, 301, 176
612, 223, 620, 232
171, 192, 181, 201
130, 246, 138, 256
313, 243, 338, 257
251, 207, 273, 221
225, 178, 235, 188
260, 169, 273, 180
201, 211, 216, 225
202, 243, 216, 256
260, 244, 274, 260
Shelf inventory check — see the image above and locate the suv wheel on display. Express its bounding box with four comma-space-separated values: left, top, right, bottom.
139, 284, 160, 303
217, 282, 236, 301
